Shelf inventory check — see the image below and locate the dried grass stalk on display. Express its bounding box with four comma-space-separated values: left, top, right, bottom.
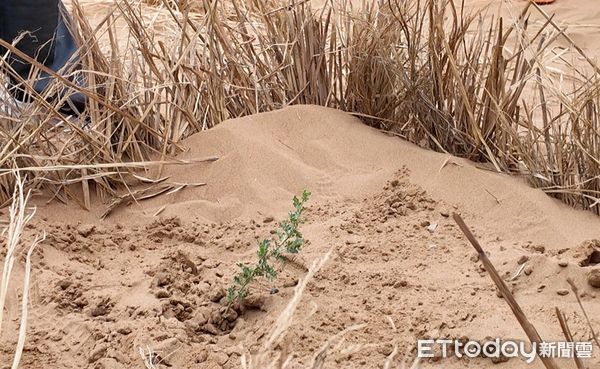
0, 0, 599, 216
0, 173, 45, 368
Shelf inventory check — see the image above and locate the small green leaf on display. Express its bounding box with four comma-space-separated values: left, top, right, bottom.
226, 190, 310, 307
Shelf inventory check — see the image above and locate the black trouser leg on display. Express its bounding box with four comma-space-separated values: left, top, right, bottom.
1, 0, 86, 115
0, 0, 60, 80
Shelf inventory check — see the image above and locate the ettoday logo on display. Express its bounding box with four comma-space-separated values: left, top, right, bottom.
417, 339, 593, 363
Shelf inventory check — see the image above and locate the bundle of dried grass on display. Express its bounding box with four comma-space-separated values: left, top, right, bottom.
0, 173, 44, 368
0, 0, 599, 215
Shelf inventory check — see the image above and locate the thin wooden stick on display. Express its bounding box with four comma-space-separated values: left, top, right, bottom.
567, 278, 600, 347
555, 307, 586, 369
452, 213, 559, 369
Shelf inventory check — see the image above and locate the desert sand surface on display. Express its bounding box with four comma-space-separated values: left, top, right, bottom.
2, 105, 600, 369
2, 0, 600, 369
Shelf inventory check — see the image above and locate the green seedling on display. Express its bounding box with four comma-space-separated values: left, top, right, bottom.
226, 189, 311, 305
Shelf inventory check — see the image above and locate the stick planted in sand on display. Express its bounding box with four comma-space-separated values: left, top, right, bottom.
452, 213, 559, 369
566, 278, 600, 347
555, 307, 586, 369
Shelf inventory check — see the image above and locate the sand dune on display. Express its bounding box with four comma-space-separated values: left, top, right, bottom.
5, 105, 596, 368
43, 105, 600, 248
172, 106, 600, 251
3, 0, 600, 367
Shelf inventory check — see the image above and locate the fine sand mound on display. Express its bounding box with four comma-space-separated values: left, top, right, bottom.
3, 105, 600, 368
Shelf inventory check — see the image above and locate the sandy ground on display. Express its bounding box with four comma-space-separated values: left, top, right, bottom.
3, 1, 600, 368
2, 105, 600, 369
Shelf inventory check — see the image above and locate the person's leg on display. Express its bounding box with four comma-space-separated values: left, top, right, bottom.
1, 0, 86, 115
1, 0, 60, 80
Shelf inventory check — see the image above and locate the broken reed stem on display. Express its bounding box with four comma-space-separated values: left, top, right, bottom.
0, 173, 44, 369
531, 3, 600, 76
247, 247, 337, 369
567, 278, 600, 347
310, 323, 366, 369
452, 213, 559, 369
0, 174, 34, 334
555, 307, 586, 369
0, 157, 219, 174
11, 234, 44, 369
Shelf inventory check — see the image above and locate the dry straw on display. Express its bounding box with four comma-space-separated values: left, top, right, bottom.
0, 173, 45, 369
240, 246, 421, 368
0, 0, 599, 215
